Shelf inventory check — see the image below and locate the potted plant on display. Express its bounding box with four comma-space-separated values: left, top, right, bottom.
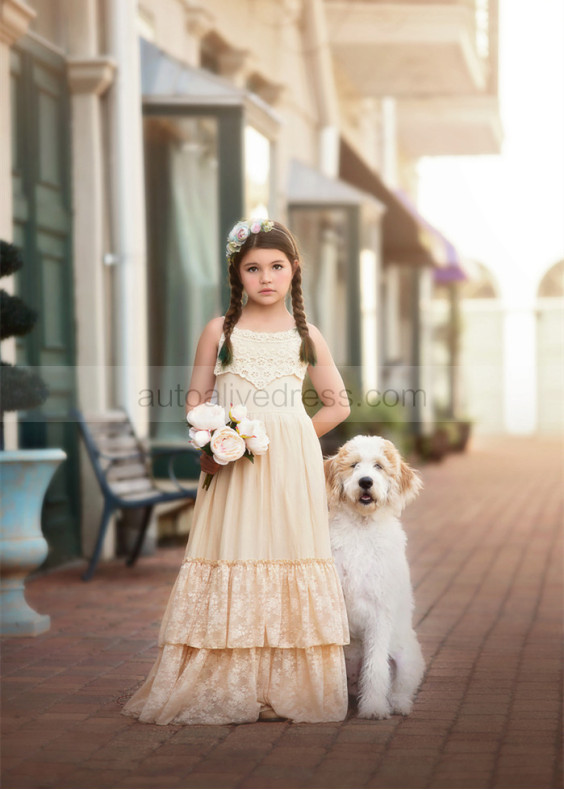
414, 426, 450, 462
0, 241, 67, 636
433, 405, 474, 454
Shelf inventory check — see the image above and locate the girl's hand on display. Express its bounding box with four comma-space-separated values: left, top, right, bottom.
200, 452, 221, 475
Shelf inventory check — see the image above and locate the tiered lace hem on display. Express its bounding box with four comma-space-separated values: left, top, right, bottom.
121, 643, 349, 725
157, 557, 350, 649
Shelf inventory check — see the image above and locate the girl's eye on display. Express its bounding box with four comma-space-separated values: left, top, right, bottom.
245, 264, 284, 272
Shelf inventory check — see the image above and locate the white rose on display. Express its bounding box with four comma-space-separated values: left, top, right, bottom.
210, 426, 246, 465
236, 418, 270, 455
245, 431, 270, 455
229, 404, 248, 423
188, 427, 211, 448
235, 417, 260, 438
187, 402, 226, 431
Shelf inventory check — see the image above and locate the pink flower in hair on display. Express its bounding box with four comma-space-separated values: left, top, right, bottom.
234, 225, 250, 242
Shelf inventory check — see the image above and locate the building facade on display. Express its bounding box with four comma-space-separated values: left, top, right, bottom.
0, 0, 501, 568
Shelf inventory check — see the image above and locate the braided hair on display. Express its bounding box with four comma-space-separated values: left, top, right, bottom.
217, 220, 317, 369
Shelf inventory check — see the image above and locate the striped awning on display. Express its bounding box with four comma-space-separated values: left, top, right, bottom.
340, 138, 464, 275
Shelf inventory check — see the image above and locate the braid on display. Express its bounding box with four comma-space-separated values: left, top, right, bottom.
217, 266, 244, 367
291, 265, 317, 366
219, 218, 317, 368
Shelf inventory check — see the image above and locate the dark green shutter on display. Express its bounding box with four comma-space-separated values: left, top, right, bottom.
11, 37, 80, 569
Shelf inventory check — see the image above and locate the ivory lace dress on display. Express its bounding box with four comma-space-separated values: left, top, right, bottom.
121, 324, 350, 724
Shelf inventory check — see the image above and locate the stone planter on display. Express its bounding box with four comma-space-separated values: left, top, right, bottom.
0, 449, 67, 637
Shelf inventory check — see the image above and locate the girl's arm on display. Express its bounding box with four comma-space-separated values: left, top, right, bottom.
185, 316, 223, 414
186, 317, 224, 476
306, 324, 351, 438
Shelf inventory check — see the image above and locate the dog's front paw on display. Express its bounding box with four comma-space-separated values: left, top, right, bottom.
357, 696, 391, 720
389, 693, 413, 716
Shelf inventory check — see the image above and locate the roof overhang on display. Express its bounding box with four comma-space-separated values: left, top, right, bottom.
397, 95, 503, 157
287, 159, 385, 218
139, 37, 282, 137
326, 1, 487, 97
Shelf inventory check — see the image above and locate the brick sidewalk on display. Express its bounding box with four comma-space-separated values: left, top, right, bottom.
1, 435, 562, 789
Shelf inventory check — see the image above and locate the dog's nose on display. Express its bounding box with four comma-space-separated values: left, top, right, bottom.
358, 477, 373, 490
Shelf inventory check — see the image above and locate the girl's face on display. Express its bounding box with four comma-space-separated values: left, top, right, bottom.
238, 247, 296, 305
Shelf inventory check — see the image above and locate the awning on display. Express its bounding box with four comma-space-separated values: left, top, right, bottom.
433, 262, 468, 284
393, 189, 467, 282
140, 37, 281, 133
287, 159, 384, 211
140, 37, 244, 103
340, 138, 455, 268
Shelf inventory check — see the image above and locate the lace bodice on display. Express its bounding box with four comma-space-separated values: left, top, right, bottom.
213, 326, 308, 390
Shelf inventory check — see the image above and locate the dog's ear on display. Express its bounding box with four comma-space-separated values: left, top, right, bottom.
397, 460, 423, 512
323, 454, 344, 510
383, 439, 422, 514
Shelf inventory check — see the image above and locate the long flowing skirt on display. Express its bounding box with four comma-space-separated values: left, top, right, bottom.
121, 380, 350, 724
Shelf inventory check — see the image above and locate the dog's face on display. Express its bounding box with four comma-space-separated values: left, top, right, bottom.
324, 435, 422, 517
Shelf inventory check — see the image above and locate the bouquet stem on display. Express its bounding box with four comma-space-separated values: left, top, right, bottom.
203, 472, 213, 490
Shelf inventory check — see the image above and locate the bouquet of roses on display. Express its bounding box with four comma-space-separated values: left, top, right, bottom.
186, 401, 270, 490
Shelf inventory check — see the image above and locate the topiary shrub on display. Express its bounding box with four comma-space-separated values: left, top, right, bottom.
0, 241, 49, 451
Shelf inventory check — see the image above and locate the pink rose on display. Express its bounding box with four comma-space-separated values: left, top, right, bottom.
210, 426, 246, 465
235, 226, 250, 242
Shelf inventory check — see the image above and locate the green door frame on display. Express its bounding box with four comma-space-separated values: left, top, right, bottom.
10, 35, 81, 569
288, 203, 362, 376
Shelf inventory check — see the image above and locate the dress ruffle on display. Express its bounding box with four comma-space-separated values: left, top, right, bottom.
121, 642, 348, 725
120, 331, 351, 725
157, 557, 350, 649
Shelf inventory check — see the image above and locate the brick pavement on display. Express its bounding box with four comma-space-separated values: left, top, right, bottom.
1, 435, 562, 789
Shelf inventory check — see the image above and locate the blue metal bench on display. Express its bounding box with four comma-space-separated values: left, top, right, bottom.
72, 408, 199, 581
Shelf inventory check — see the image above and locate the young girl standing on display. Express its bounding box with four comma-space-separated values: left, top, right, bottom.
121, 219, 351, 724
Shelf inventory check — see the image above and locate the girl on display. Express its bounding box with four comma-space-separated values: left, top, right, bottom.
121, 218, 351, 724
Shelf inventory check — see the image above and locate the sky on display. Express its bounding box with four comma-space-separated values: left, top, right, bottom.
417, 0, 564, 304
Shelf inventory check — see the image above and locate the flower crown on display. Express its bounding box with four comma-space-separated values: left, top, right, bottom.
226, 218, 275, 265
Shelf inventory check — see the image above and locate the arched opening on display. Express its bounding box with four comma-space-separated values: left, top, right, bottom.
458, 261, 503, 434
537, 259, 564, 298
461, 260, 500, 299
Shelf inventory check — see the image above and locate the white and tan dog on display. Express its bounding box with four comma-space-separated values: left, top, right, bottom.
324, 435, 425, 720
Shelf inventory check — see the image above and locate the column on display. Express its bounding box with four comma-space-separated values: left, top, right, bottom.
105, 0, 149, 434
66, 0, 117, 559
503, 302, 537, 434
